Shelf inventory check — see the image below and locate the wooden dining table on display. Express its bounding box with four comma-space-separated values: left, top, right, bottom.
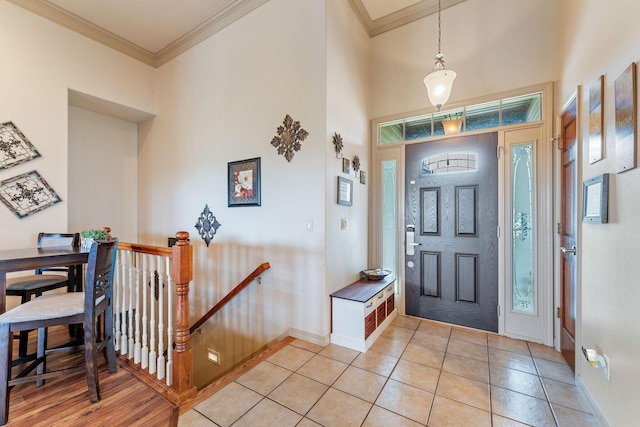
0, 246, 88, 314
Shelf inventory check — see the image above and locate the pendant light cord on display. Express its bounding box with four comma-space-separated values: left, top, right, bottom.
437, 0, 442, 55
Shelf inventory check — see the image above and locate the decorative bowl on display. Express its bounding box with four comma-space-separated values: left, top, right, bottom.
360, 268, 392, 280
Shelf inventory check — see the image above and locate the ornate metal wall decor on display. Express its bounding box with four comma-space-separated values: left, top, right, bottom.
352, 154, 361, 176
332, 132, 343, 158
0, 170, 61, 218
0, 122, 41, 169
195, 204, 221, 247
270, 114, 309, 162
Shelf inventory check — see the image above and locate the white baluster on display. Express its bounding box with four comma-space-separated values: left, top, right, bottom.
127, 250, 135, 359
166, 256, 173, 386
113, 250, 121, 352
133, 251, 141, 364
120, 249, 128, 355
156, 255, 165, 380
141, 253, 149, 370
149, 255, 157, 374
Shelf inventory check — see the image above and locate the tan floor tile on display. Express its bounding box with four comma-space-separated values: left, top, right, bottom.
297, 354, 348, 386
442, 352, 489, 383
362, 405, 423, 427
178, 409, 216, 427
401, 343, 445, 369
375, 379, 434, 424
318, 343, 360, 364
391, 315, 421, 331
542, 377, 592, 412
390, 358, 440, 392
296, 418, 323, 427
435, 371, 490, 411
194, 382, 262, 427
235, 361, 292, 395
409, 330, 449, 352
290, 338, 325, 353
368, 335, 408, 358
492, 414, 532, 427
267, 373, 328, 415
534, 357, 575, 384
417, 320, 452, 338
527, 342, 566, 364
447, 338, 488, 362
488, 334, 530, 355
491, 386, 556, 426
267, 345, 315, 371
428, 395, 491, 427
552, 403, 601, 427
232, 398, 302, 427
306, 387, 372, 427
351, 349, 398, 377
450, 327, 488, 346
489, 347, 537, 375
381, 324, 415, 343
333, 365, 387, 403
489, 364, 545, 399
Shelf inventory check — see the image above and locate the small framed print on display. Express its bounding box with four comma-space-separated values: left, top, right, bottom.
582, 173, 609, 223
337, 176, 353, 206
342, 158, 350, 174
228, 157, 261, 207
614, 63, 636, 173
360, 170, 367, 185
588, 75, 603, 164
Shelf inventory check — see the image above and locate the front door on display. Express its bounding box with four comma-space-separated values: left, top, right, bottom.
560, 98, 578, 371
405, 133, 498, 332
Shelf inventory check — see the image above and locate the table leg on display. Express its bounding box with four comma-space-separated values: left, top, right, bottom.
0, 272, 5, 314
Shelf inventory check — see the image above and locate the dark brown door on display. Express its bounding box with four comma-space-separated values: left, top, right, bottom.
560, 98, 578, 371
405, 133, 498, 332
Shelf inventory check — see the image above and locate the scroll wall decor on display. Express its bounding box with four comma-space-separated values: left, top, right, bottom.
270, 114, 309, 162
0, 170, 61, 218
195, 204, 221, 247
0, 121, 41, 169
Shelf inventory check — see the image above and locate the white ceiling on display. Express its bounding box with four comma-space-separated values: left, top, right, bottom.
8, 0, 465, 67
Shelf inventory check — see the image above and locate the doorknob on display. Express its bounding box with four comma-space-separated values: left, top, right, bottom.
560, 246, 576, 255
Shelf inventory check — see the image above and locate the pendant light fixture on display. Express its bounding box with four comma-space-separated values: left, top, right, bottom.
423, 0, 457, 111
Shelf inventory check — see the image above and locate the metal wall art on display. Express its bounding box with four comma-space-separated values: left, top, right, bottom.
270, 114, 309, 162
588, 75, 604, 164
614, 62, 637, 173
332, 132, 343, 158
0, 121, 41, 169
0, 170, 61, 218
195, 204, 221, 247
352, 155, 361, 176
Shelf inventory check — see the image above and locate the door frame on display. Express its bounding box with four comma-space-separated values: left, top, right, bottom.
370, 82, 554, 344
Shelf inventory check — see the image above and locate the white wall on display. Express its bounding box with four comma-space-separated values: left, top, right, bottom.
558, 1, 640, 425
67, 106, 138, 241
370, 0, 559, 119
0, 2, 155, 250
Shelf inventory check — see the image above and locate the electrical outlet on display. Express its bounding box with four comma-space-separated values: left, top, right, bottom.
604, 354, 610, 381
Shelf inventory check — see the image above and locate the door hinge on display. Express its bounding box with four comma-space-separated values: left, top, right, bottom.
556, 307, 561, 318
496, 145, 503, 159
497, 305, 501, 317
552, 136, 561, 150
497, 225, 501, 238
557, 222, 562, 235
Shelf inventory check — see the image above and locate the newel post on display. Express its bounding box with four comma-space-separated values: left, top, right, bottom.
169, 231, 197, 403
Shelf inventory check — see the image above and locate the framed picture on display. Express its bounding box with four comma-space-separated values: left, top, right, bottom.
582, 173, 609, 223
337, 176, 353, 206
614, 63, 636, 173
342, 158, 350, 174
588, 75, 603, 164
228, 157, 261, 207
360, 170, 367, 185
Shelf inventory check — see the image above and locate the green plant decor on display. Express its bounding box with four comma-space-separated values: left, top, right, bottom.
81, 229, 109, 240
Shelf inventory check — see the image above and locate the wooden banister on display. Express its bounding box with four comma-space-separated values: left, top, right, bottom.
189, 262, 271, 335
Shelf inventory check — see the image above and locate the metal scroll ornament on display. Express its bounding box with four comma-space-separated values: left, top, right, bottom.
270, 114, 309, 162
195, 204, 221, 247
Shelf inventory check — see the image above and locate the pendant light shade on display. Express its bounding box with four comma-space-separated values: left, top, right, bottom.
424, 0, 456, 111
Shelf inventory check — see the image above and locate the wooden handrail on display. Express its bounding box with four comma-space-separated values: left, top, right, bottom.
189, 262, 271, 335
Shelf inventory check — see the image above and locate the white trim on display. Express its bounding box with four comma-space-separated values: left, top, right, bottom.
288, 328, 329, 347
576, 375, 611, 427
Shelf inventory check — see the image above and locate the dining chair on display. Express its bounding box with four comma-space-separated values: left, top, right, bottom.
5, 232, 80, 358
0, 239, 118, 425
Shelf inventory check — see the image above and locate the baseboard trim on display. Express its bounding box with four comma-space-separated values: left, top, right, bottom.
575, 375, 610, 427
288, 328, 329, 347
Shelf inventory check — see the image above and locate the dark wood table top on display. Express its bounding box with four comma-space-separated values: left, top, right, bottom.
330, 275, 396, 303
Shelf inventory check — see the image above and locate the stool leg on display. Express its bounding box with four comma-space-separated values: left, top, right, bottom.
36, 327, 47, 387
0, 324, 14, 425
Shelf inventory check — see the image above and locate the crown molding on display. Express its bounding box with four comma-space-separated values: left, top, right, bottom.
8, 0, 270, 68
350, 0, 466, 37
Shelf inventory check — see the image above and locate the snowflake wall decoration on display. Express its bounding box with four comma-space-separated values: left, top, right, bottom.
270, 114, 309, 162
332, 132, 343, 158
195, 204, 221, 247
352, 154, 361, 175
0, 121, 41, 169
0, 170, 61, 218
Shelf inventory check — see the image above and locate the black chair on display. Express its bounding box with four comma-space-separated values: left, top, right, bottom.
0, 239, 118, 425
5, 232, 80, 357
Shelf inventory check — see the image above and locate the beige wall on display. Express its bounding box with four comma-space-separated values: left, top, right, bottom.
558, 1, 640, 425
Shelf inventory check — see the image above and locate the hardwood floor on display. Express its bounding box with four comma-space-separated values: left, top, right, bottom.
4, 326, 178, 426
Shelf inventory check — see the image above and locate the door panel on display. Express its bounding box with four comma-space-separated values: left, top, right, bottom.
405, 133, 498, 332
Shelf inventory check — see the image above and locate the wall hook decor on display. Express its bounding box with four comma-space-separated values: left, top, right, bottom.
352, 154, 361, 177
270, 114, 309, 162
332, 132, 343, 159
195, 204, 221, 247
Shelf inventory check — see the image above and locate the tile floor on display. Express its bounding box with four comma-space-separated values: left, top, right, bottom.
178, 316, 602, 427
